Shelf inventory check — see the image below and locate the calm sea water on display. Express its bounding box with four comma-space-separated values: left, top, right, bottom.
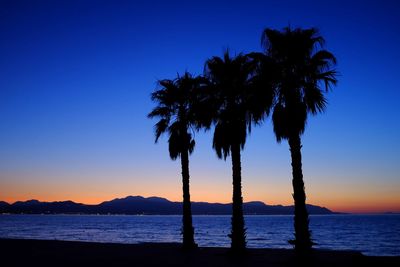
0, 214, 399, 256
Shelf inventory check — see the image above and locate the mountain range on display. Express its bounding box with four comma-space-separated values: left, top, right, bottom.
0, 196, 334, 215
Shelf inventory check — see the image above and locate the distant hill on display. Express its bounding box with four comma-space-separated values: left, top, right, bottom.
0, 196, 334, 215
0, 201, 10, 209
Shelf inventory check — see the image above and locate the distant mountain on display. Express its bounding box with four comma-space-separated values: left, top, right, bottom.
0, 196, 334, 215
0, 201, 10, 209
9, 199, 92, 214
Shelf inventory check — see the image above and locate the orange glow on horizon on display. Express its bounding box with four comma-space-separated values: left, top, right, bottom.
1, 173, 399, 214
1, 192, 399, 214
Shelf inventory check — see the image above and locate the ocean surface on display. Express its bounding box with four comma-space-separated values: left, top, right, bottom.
0, 214, 399, 256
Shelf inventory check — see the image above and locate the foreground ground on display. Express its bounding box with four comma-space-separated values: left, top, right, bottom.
1, 239, 399, 267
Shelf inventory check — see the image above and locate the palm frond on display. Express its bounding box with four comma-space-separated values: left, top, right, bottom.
154, 118, 169, 143
212, 123, 230, 159
304, 86, 327, 114
312, 50, 337, 67
272, 104, 287, 143
148, 106, 171, 119
317, 70, 338, 91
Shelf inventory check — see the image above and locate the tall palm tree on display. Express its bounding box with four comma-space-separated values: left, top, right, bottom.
148, 72, 206, 249
204, 51, 257, 251
261, 27, 337, 252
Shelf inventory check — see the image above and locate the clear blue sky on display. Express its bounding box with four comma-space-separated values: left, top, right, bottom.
1, 0, 399, 212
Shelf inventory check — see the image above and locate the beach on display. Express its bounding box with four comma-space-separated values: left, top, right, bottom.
1, 239, 399, 267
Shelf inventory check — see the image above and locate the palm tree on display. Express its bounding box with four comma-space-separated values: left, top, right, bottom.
204, 51, 257, 251
148, 72, 206, 249
261, 27, 337, 252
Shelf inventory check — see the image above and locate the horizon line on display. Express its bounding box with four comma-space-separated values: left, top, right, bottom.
2, 194, 399, 214
1, 194, 329, 208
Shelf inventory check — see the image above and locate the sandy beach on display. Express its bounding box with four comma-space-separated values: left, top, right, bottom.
1, 239, 398, 267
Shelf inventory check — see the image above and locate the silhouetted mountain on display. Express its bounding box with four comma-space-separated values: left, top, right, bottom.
0, 196, 334, 215
3, 199, 92, 214
97, 196, 181, 214
0, 201, 10, 209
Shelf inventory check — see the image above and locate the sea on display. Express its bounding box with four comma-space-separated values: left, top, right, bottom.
0, 214, 399, 256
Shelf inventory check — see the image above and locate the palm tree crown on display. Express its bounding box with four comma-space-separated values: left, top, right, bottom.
148, 72, 207, 159
204, 51, 256, 159
262, 27, 337, 141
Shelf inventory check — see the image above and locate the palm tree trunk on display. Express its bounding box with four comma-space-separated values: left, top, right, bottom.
288, 134, 312, 252
180, 149, 197, 249
230, 143, 246, 251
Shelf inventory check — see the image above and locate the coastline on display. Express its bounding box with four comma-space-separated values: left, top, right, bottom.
1, 239, 399, 267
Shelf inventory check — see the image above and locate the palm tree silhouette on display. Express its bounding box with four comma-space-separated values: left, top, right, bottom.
148, 72, 206, 249
261, 27, 337, 252
204, 51, 257, 251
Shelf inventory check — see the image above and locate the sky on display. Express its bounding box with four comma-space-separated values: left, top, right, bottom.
0, 0, 399, 213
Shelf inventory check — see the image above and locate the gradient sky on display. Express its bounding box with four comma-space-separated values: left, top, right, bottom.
1, 0, 399, 213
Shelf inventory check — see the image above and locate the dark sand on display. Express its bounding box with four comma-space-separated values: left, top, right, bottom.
1, 239, 398, 267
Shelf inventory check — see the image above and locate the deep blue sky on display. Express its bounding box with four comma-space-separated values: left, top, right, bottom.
1, 0, 399, 212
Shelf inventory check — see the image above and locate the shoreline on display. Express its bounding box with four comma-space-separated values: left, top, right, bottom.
1, 238, 399, 267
